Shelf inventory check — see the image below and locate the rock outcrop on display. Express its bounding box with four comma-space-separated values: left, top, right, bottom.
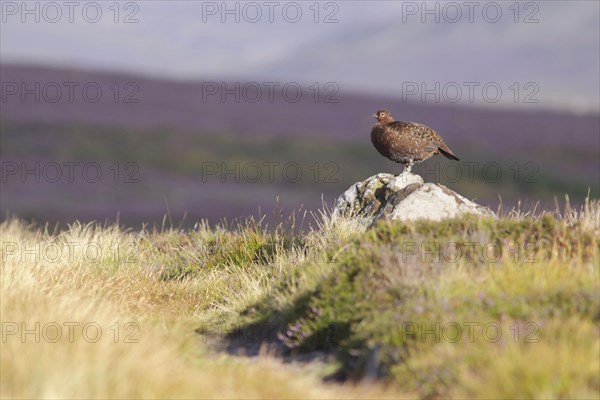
333, 172, 495, 226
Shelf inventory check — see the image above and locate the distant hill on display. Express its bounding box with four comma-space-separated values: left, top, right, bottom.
3, 1, 598, 112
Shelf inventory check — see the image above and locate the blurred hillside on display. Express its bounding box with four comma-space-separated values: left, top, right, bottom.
1, 64, 598, 227
3, 1, 598, 113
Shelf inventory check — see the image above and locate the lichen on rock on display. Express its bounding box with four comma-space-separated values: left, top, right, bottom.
333, 172, 495, 226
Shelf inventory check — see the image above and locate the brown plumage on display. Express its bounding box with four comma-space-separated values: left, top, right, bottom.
371, 109, 459, 173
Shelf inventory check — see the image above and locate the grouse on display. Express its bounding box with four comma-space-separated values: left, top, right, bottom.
371, 109, 459, 174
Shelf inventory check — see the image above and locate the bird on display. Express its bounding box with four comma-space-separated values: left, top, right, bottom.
371, 109, 459, 174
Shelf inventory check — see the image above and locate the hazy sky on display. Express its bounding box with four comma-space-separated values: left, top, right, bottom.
1, 0, 599, 112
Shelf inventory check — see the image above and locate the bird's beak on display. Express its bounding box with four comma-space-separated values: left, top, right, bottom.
371, 113, 377, 118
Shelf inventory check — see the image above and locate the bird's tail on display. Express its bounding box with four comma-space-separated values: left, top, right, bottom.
439, 147, 459, 161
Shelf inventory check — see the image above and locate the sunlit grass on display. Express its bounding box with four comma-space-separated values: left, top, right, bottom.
1, 198, 598, 398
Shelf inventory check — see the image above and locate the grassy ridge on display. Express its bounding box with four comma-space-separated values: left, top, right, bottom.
1, 200, 599, 398
232, 214, 599, 397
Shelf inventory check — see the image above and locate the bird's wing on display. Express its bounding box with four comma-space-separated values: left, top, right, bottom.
388, 121, 457, 158
388, 121, 439, 141
408, 121, 449, 147
423, 143, 440, 152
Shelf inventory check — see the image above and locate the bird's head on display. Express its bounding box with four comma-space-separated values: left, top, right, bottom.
372, 109, 394, 124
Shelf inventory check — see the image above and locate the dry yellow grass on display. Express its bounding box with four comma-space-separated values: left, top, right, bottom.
1, 198, 598, 398
0, 218, 401, 399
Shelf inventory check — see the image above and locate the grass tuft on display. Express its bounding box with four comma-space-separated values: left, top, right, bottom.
1, 197, 598, 398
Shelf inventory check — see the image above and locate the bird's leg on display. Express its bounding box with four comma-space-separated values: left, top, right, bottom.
403, 161, 414, 175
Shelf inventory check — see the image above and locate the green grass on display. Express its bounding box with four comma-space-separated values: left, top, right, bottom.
1, 199, 599, 398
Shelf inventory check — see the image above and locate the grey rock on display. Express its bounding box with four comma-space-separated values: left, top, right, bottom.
333, 172, 495, 226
